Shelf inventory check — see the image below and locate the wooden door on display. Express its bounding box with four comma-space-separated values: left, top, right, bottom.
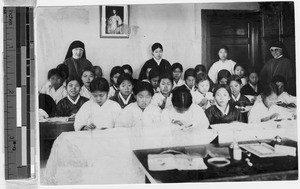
202, 10, 261, 72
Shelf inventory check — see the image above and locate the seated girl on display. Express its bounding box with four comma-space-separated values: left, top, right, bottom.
248, 83, 294, 124
241, 68, 263, 97
191, 73, 214, 110
80, 68, 95, 99
195, 64, 207, 75
116, 81, 161, 128
110, 73, 136, 108
39, 93, 56, 119
122, 64, 133, 76
233, 63, 247, 86
171, 62, 185, 89
108, 66, 124, 98
161, 86, 209, 130
93, 65, 103, 78
271, 75, 297, 106
40, 68, 67, 104
151, 73, 173, 109
146, 68, 160, 93
74, 77, 121, 131
183, 68, 196, 91
56, 76, 89, 117
217, 69, 231, 85
205, 84, 242, 125
228, 75, 252, 108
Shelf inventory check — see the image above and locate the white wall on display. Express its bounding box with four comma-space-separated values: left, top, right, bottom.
36, 2, 259, 89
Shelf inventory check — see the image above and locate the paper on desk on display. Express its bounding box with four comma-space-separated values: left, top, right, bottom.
46, 117, 70, 122
148, 153, 207, 171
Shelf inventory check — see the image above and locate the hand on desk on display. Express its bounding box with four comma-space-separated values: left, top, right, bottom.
82, 123, 97, 130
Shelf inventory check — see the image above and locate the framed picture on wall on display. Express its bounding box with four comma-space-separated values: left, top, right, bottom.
100, 5, 129, 38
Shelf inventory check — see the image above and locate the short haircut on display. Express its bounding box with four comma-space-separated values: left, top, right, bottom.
90, 77, 110, 93
122, 64, 133, 74
81, 67, 95, 77
93, 65, 103, 75
171, 85, 193, 109
184, 68, 196, 80
47, 68, 63, 80
271, 75, 287, 86
218, 45, 229, 53
159, 73, 173, 85
234, 63, 244, 71
133, 81, 154, 96
149, 68, 160, 80
56, 63, 69, 80
66, 75, 83, 87
196, 72, 210, 84
110, 66, 124, 78
213, 84, 232, 97
228, 75, 242, 85
151, 42, 163, 52
195, 64, 207, 74
261, 82, 279, 97
217, 69, 231, 83
117, 73, 133, 86
171, 62, 183, 72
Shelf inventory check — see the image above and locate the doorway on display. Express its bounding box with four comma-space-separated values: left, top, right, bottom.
202, 10, 262, 72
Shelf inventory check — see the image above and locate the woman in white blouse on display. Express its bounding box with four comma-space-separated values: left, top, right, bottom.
208, 46, 236, 83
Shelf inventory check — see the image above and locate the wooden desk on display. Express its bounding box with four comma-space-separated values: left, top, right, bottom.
133, 138, 298, 183
39, 121, 74, 162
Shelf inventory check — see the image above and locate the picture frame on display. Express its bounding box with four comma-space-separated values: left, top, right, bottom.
100, 5, 129, 38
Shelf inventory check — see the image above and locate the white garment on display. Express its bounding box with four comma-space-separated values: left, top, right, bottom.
116, 102, 161, 128
161, 104, 209, 130
277, 92, 297, 105
151, 92, 173, 109
208, 59, 236, 83
80, 85, 92, 99
248, 95, 294, 124
74, 99, 121, 131
108, 86, 117, 98
191, 90, 214, 109
39, 81, 67, 104
173, 79, 185, 89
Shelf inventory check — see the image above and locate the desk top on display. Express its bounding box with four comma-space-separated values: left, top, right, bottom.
133, 138, 298, 183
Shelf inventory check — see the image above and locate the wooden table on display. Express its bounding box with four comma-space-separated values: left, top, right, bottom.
39, 121, 75, 162
133, 138, 298, 183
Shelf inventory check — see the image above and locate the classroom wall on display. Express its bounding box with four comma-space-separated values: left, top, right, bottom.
36, 2, 259, 89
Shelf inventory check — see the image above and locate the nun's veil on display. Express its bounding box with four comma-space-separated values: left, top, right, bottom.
64, 40, 87, 60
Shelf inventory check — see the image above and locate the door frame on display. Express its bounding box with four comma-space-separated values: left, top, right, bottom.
201, 10, 262, 71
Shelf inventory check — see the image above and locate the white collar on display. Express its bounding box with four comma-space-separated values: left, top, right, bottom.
118, 92, 132, 105
275, 55, 283, 59
249, 83, 258, 92
67, 95, 80, 105
215, 103, 230, 115
232, 93, 241, 102
184, 83, 194, 91
153, 57, 162, 64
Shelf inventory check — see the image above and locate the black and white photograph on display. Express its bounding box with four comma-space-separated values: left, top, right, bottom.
2, 0, 297, 188
100, 5, 129, 38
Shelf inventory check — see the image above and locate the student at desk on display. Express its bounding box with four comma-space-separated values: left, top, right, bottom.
271, 75, 297, 105
248, 83, 294, 124
74, 77, 121, 131
116, 81, 161, 128
205, 84, 242, 125
161, 85, 209, 130
56, 76, 89, 117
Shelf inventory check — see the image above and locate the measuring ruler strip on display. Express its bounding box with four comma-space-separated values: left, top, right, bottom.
4, 7, 33, 179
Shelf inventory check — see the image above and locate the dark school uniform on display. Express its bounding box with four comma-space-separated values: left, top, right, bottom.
56, 96, 89, 117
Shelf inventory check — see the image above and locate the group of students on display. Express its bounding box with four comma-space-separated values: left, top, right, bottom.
39, 41, 296, 132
